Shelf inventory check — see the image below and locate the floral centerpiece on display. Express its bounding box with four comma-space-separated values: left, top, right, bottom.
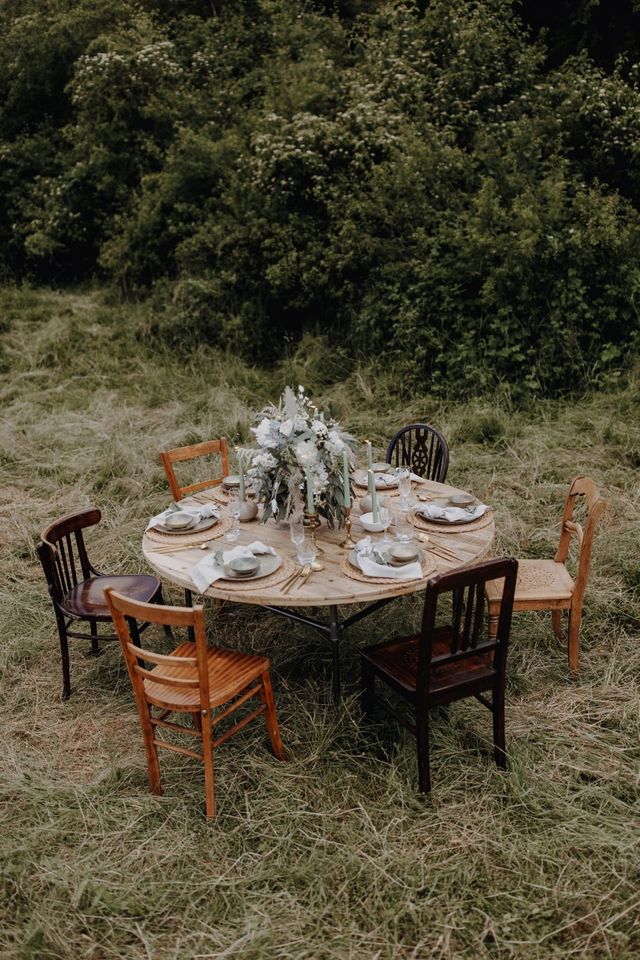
247, 385, 356, 527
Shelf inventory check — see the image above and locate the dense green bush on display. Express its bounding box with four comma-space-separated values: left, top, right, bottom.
1, 0, 640, 395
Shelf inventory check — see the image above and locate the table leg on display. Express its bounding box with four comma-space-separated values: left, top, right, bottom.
184, 589, 195, 642
329, 605, 341, 703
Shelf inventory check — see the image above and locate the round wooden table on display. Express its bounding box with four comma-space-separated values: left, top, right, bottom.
143, 479, 495, 700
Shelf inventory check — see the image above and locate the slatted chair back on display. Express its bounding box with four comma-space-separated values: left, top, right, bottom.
160, 438, 229, 501
554, 476, 607, 610
417, 557, 518, 699
106, 591, 210, 714
37, 507, 102, 608
386, 423, 449, 482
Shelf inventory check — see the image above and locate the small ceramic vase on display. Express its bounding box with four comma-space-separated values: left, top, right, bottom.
360, 494, 373, 513
238, 499, 259, 522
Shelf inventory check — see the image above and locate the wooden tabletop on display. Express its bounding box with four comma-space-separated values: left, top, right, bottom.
142, 480, 495, 608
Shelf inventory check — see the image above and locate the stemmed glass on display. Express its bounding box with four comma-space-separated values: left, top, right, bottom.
379, 496, 393, 552
398, 467, 412, 507
289, 515, 305, 561
224, 488, 241, 542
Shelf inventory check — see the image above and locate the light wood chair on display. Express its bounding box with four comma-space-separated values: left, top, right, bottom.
361, 557, 518, 792
105, 590, 285, 818
486, 476, 608, 674
160, 438, 229, 502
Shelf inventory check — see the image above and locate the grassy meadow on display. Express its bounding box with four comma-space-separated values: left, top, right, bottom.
1, 287, 639, 959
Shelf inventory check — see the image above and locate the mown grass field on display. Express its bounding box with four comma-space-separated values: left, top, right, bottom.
1, 287, 639, 959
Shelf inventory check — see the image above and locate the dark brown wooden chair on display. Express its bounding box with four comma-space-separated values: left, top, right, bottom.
37, 507, 166, 700
105, 589, 285, 819
386, 423, 449, 482
361, 557, 518, 792
160, 438, 229, 502
486, 476, 607, 674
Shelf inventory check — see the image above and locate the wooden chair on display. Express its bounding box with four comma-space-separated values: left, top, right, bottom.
37, 507, 166, 700
160, 438, 229, 502
105, 590, 285, 818
386, 423, 449, 482
361, 557, 518, 792
485, 476, 607, 674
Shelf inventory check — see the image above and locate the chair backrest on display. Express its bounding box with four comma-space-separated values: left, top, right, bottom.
417, 557, 518, 698
554, 476, 607, 607
386, 423, 449, 482
105, 590, 211, 711
37, 507, 101, 607
160, 438, 230, 501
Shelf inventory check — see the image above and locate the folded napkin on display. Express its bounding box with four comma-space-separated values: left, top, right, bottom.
354, 537, 423, 581
375, 473, 400, 489
147, 502, 219, 531
191, 541, 277, 593
419, 503, 486, 524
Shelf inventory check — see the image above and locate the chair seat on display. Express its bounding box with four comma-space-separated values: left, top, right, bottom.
485, 559, 574, 606
362, 627, 495, 697
61, 574, 160, 621
143, 642, 270, 710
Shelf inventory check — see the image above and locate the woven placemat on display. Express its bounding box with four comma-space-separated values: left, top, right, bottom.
412, 510, 494, 536
353, 482, 402, 499
204, 555, 296, 593
145, 517, 233, 545
340, 552, 437, 585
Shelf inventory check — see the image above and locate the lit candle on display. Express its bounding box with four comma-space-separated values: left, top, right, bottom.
238, 450, 245, 500
305, 467, 315, 515
342, 449, 350, 508
369, 469, 380, 523
366, 440, 373, 471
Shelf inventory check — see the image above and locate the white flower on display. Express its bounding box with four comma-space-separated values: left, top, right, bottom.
252, 418, 280, 448
295, 439, 319, 467
251, 451, 278, 471
311, 419, 328, 437
279, 418, 294, 437
298, 384, 305, 394
293, 414, 307, 431
325, 429, 345, 455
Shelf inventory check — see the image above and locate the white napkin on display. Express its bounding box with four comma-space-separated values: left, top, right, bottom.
354, 537, 423, 581
191, 541, 277, 593
147, 502, 220, 531
375, 473, 400, 489
419, 503, 486, 523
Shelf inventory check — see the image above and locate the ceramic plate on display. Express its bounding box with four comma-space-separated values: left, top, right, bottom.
153, 514, 219, 535
417, 504, 485, 526
217, 553, 282, 580
348, 547, 424, 574
352, 469, 399, 489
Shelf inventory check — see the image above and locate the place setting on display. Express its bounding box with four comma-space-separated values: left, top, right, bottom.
340, 536, 437, 584
189, 540, 295, 593
144, 499, 233, 549
412, 491, 493, 534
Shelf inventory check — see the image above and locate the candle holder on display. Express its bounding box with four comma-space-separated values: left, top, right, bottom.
340, 506, 356, 549
303, 509, 322, 553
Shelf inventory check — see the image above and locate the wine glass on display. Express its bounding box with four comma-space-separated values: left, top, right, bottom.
224, 488, 241, 542
398, 467, 412, 507
379, 496, 393, 551
289, 515, 305, 559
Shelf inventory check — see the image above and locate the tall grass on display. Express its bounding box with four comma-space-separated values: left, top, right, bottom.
1, 288, 639, 959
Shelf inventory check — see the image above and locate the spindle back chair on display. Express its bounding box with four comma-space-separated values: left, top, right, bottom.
386, 423, 449, 482
362, 557, 518, 792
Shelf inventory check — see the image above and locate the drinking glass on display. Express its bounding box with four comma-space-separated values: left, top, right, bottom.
398, 468, 412, 506
298, 540, 317, 568
379, 497, 393, 550
224, 488, 241, 542
395, 506, 415, 543
289, 515, 305, 557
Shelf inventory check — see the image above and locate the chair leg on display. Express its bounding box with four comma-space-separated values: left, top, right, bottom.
551, 610, 563, 642
568, 606, 582, 675
261, 671, 285, 760
139, 703, 163, 796
416, 711, 431, 793
361, 661, 375, 718
200, 709, 216, 819
488, 603, 499, 640
185, 589, 195, 642
192, 711, 202, 733
155, 586, 174, 642
56, 614, 72, 700
89, 618, 101, 657
493, 689, 506, 770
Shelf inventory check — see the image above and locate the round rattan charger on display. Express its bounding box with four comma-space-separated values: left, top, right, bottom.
340, 552, 437, 585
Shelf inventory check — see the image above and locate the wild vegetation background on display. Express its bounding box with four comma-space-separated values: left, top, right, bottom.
2, 0, 640, 395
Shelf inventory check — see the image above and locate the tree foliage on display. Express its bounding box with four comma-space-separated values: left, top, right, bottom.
1, 0, 640, 395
